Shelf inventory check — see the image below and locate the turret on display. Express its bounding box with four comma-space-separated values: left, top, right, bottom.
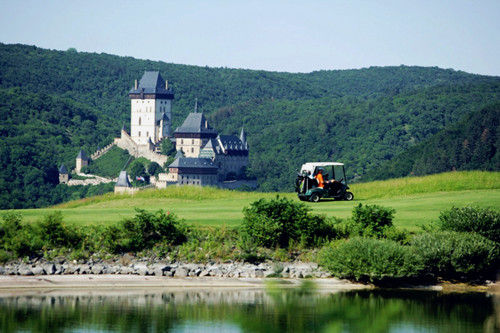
58, 164, 69, 184
75, 150, 89, 173
240, 127, 248, 150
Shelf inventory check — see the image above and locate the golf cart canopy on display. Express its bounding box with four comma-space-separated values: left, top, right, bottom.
300, 162, 344, 175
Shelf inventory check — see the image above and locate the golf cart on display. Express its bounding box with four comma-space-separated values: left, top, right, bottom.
295, 162, 354, 202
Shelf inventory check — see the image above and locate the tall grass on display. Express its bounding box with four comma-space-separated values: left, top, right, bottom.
351, 171, 499, 199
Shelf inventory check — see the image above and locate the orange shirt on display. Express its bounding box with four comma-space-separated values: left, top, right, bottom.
315, 173, 324, 188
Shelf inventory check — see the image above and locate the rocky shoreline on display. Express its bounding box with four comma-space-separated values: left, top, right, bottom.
0, 258, 331, 279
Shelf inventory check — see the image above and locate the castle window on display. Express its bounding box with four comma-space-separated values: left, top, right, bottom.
146, 131, 149, 137
181, 139, 183, 144
192, 139, 194, 144
139, 117, 142, 125
191, 148, 194, 153
138, 131, 141, 137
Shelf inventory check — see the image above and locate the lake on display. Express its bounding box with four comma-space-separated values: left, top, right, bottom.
0, 285, 497, 332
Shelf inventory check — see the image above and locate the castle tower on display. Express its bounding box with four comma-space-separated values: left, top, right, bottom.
58, 164, 69, 184
129, 71, 174, 145
173, 112, 218, 157
75, 150, 88, 173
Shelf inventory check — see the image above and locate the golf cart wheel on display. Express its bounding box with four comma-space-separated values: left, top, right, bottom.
344, 192, 354, 201
310, 193, 321, 203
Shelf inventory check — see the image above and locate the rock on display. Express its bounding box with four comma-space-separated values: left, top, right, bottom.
31, 266, 45, 275
43, 263, 56, 275
199, 270, 210, 277
91, 264, 104, 274
64, 265, 78, 275
152, 265, 169, 277
134, 264, 148, 276
209, 268, 223, 277
174, 267, 188, 277
19, 266, 33, 276
0, 267, 5, 275
120, 266, 134, 275
54, 264, 63, 275
254, 269, 264, 278
189, 268, 201, 277
79, 264, 90, 274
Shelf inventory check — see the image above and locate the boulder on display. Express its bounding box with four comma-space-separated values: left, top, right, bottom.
79, 264, 90, 274
134, 264, 148, 276
43, 263, 56, 275
31, 266, 45, 275
174, 267, 188, 277
91, 264, 104, 274
18, 266, 33, 276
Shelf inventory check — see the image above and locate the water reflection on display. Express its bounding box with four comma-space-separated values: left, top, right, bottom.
0, 287, 497, 332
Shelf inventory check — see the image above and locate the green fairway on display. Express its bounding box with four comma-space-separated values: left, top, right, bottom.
11, 190, 499, 231
5, 171, 499, 231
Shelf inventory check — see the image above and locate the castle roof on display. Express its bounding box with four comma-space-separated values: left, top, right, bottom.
129, 71, 174, 98
199, 139, 219, 158
115, 170, 132, 187
174, 113, 218, 136
169, 157, 217, 170
58, 164, 68, 174
76, 150, 88, 160
175, 150, 185, 159
217, 135, 248, 156
240, 127, 247, 144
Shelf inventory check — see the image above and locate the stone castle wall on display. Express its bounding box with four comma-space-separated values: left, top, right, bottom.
91, 142, 116, 160
114, 130, 168, 166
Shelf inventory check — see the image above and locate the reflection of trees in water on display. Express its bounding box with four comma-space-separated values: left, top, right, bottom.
0, 289, 496, 333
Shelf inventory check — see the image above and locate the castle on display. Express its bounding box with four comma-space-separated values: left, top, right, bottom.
61, 71, 250, 189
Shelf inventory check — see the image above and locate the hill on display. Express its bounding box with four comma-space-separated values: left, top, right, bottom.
365, 103, 499, 180
11, 171, 500, 231
1, 43, 500, 208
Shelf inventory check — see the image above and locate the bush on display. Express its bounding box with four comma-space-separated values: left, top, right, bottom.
319, 237, 421, 284
438, 206, 500, 243
241, 197, 334, 248
1, 212, 43, 257
38, 211, 80, 248
411, 231, 499, 280
147, 162, 162, 177
105, 209, 187, 253
352, 204, 395, 238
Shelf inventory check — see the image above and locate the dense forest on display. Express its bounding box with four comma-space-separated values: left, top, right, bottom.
365, 103, 500, 180
0, 43, 499, 208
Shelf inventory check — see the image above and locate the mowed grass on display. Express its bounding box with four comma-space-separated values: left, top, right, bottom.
5, 171, 500, 231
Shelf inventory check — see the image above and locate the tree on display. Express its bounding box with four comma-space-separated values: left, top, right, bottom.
148, 162, 162, 177
129, 160, 147, 180
161, 139, 176, 156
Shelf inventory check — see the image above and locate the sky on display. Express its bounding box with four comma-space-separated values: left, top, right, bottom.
0, 0, 499, 75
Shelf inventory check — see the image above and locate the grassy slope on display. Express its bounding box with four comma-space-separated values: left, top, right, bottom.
8, 171, 500, 231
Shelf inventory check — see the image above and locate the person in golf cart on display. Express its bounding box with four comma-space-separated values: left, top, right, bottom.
315, 169, 325, 188
315, 168, 341, 193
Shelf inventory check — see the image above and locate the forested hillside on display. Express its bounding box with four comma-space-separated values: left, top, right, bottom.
364, 103, 500, 180
1, 43, 499, 207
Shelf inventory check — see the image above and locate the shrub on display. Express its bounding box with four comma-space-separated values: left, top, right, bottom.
38, 211, 80, 248
106, 209, 187, 253
148, 162, 162, 177
1, 212, 43, 257
438, 207, 500, 243
241, 197, 334, 248
319, 237, 421, 284
352, 204, 395, 238
411, 231, 499, 280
